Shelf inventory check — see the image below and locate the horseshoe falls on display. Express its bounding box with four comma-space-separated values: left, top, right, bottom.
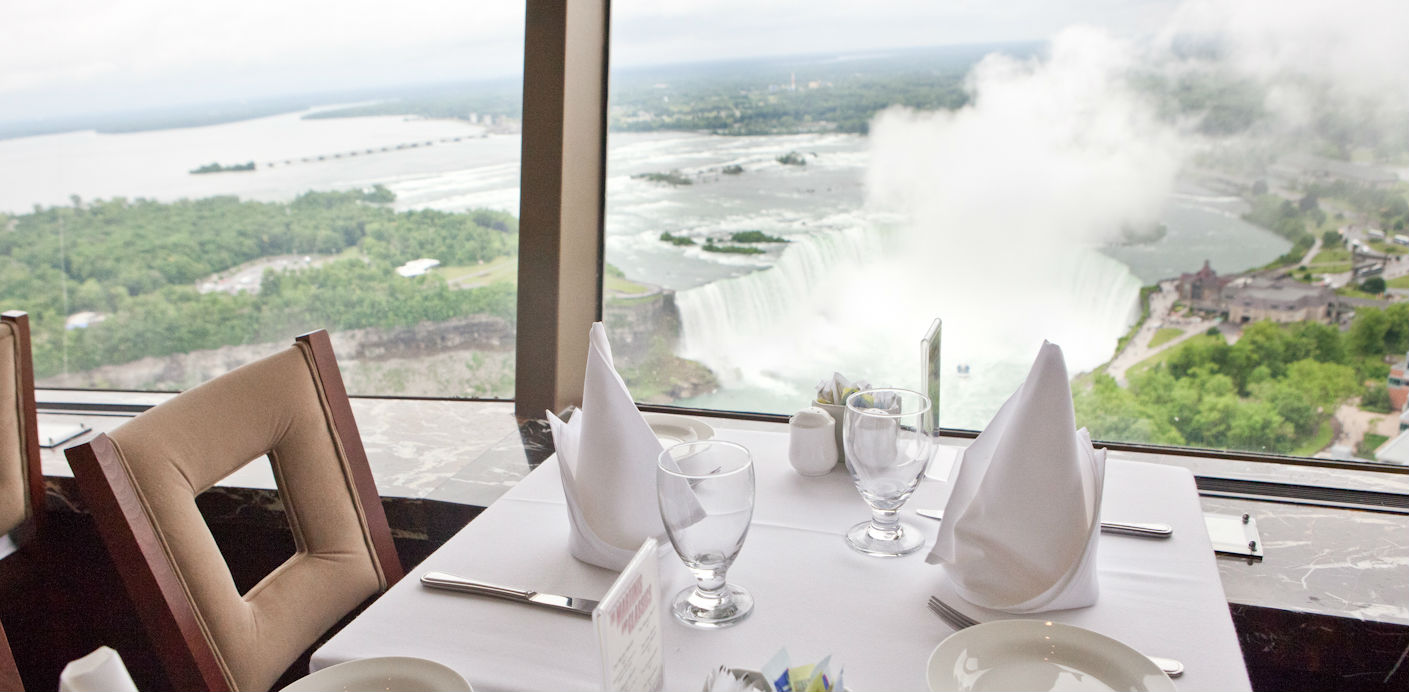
674, 225, 1144, 430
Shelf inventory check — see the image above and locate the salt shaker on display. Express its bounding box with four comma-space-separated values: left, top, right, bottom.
789, 407, 838, 476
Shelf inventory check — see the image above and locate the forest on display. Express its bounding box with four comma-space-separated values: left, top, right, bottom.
1075, 307, 1409, 456
0, 187, 517, 377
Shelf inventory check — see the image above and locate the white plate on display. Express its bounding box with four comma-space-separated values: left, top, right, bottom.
926, 620, 1175, 692
282, 657, 472, 692
643, 413, 715, 447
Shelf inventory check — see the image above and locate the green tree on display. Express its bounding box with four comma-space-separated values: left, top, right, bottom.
1348, 307, 1389, 357
1282, 359, 1360, 412
1287, 321, 1347, 365
1361, 383, 1393, 413
1251, 380, 1319, 436
1384, 302, 1409, 354
1227, 400, 1294, 453
1073, 374, 1182, 445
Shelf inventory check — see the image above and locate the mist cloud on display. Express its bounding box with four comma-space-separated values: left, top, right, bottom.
866, 26, 1182, 254
842, 0, 1409, 424
1165, 0, 1409, 111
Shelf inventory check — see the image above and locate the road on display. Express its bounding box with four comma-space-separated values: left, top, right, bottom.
197, 255, 323, 295
1105, 280, 1221, 386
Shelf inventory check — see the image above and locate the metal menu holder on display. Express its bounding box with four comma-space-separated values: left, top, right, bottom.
921, 318, 942, 433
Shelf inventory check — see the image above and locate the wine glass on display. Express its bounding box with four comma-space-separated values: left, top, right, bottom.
843, 387, 934, 557
657, 440, 755, 628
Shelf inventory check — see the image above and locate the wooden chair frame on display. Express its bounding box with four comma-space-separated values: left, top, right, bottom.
66, 330, 402, 691
0, 618, 21, 692
1, 311, 44, 554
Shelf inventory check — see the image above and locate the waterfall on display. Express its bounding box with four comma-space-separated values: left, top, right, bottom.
677, 223, 880, 383
672, 28, 1177, 425
675, 226, 1142, 428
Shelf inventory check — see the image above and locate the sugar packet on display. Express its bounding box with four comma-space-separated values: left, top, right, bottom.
815, 373, 869, 406
761, 649, 842, 692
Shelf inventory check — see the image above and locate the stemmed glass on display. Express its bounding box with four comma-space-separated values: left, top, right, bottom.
657, 440, 756, 628
843, 387, 934, 557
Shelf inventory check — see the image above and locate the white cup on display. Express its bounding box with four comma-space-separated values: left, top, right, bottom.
789, 407, 838, 476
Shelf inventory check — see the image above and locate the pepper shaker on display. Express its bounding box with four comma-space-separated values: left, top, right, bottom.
789, 407, 838, 476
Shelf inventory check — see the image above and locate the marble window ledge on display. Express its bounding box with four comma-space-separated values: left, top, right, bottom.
32, 393, 1409, 652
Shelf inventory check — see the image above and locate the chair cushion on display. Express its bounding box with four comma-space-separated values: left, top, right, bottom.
108, 343, 384, 692
0, 322, 28, 538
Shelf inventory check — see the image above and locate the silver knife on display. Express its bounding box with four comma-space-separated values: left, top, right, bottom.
420, 572, 599, 616
915, 509, 1173, 538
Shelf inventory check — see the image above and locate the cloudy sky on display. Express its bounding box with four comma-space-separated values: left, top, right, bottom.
0, 0, 1181, 123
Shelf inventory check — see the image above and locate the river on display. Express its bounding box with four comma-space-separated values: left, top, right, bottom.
0, 109, 1291, 428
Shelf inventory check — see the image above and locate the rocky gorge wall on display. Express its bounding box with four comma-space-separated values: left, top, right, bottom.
38, 293, 716, 401
605, 289, 719, 403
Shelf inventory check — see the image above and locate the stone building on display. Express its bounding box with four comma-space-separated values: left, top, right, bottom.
1223, 277, 1335, 324
1177, 260, 1232, 313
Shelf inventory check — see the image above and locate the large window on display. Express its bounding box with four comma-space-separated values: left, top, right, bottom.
603, 1, 1409, 465
0, 1, 524, 398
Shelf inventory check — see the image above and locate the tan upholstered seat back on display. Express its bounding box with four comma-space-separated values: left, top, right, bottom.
104, 342, 387, 692
0, 321, 32, 538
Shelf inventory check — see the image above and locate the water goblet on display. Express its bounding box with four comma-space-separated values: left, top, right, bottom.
657, 440, 756, 628
843, 387, 934, 557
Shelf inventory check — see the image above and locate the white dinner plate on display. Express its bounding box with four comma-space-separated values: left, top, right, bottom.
643, 412, 715, 447
281, 657, 472, 692
926, 620, 1175, 692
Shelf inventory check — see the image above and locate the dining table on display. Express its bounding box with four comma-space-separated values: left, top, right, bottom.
310, 421, 1252, 691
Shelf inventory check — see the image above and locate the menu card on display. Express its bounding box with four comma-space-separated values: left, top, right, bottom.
593, 538, 664, 692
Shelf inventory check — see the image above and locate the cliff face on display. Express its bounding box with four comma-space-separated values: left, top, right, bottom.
36, 297, 715, 402
345, 315, 514, 360
38, 316, 516, 395
604, 289, 719, 403
603, 290, 681, 362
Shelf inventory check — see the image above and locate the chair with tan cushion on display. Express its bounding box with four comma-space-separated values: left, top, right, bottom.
65, 329, 403, 692
0, 311, 44, 555
0, 310, 41, 691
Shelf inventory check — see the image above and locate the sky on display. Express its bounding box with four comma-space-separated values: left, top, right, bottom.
0, 0, 1182, 123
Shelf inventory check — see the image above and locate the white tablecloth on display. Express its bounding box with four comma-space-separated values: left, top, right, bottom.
312, 426, 1251, 691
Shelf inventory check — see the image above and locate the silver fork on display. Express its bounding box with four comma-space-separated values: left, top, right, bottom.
927, 595, 1185, 679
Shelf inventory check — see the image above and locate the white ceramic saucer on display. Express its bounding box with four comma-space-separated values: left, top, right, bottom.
282, 656, 472, 692
643, 412, 715, 447
926, 620, 1174, 692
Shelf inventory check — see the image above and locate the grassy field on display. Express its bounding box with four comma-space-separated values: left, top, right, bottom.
442, 258, 656, 296
1127, 333, 1224, 378
1369, 240, 1408, 255
1310, 263, 1353, 274
1148, 327, 1184, 349
1359, 432, 1390, 459
1311, 247, 1351, 263
1336, 286, 1384, 300
1291, 420, 1335, 457
1070, 366, 1106, 391
605, 272, 652, 296
1388, 275, 1409, 289
1305, 246, 1353, 275
438, 255, 517, 288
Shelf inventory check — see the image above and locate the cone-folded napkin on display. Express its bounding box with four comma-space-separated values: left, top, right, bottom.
59, 646, 139, 692
547, 323, 694, 570
926, 340, 1105, 613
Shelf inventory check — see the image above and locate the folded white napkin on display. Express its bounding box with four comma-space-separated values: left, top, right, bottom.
547, 323, 682, 570
59, 646, 139, 692
926, 341, 1105, 613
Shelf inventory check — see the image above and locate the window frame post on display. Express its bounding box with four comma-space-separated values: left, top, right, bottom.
514, 0, 611, 421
